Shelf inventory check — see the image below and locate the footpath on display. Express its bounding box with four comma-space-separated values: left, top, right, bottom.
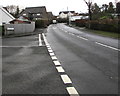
2, 28, 69, 95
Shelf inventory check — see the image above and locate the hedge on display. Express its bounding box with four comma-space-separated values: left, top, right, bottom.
85, 19, 119, 33
35, 19, 49, 28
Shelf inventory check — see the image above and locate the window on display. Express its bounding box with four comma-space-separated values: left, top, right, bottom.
23, 14, 26, 16
37, 13, 40, 16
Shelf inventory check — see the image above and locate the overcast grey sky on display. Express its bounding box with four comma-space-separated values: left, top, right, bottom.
0, 0, 118, 15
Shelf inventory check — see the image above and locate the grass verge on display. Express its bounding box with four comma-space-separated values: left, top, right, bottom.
71, 25, 120, 39
85, 29, 120, 39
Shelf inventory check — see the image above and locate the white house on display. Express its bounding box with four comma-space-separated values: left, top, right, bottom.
59, 11, 75, 19
0, 6, 15, 26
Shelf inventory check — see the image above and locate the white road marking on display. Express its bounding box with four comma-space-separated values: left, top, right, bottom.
49, 52, 55, 56
56, 66, 65, 72
42, 33, 79, 96
46, 45, 51, 48
95, 42, 120, 51
65, 31, 68, 32
61, 75, 72, 84
51, 56, 57, 60
0, 45, 38, 48
39, 34, 42, 46
48, 49, 53, 53
47, 47, 52, 50
53, 61, 61, 65
78, 36, 88, 41
66, 87, 79, 96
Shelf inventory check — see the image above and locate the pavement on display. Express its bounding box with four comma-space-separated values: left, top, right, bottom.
2, 28, 69, 95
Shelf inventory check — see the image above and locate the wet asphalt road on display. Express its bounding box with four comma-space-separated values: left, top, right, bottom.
46, 23, 119, 95
2, 24, 119, 96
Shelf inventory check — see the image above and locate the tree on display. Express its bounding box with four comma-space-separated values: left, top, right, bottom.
6, 5, 20, 17
91, 3, 100, 14
116, 2, 120, 19
101, 4, 108, 12
14, 6, 20, 18
83, 0, 92, 20
107, 2, 115, 13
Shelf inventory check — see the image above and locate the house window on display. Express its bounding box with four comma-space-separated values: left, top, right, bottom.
23, 14, 26, 16
37, 13, 40, 16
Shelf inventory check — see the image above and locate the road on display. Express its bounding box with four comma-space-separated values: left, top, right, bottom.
45, 23, 119, 95
2, 24, 119, 95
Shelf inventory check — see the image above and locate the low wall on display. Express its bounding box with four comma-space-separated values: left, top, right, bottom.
4, 22, 35, 35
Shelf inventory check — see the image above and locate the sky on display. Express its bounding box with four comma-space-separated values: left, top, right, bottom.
0, 0, 119, 15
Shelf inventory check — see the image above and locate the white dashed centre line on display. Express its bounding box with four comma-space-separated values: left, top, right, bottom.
78, 36, 88, 41
61, 75, 72, 84
95, 42, 120, 51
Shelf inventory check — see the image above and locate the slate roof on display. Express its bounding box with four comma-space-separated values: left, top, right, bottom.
18, 6, 48, 19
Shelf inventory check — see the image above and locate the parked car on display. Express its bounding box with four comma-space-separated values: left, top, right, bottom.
52, 20, 57, 24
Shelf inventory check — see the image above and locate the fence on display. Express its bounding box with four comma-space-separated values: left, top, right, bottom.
4, 22, 35, 35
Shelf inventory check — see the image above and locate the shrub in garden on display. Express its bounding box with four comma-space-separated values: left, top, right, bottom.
75, 19, 87, 27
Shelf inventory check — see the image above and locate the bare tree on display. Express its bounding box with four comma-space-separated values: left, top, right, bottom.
83, 0, 92, 20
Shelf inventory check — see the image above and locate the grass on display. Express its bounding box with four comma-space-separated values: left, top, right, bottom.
84, 29, 120, 39
70, 24, 120, 39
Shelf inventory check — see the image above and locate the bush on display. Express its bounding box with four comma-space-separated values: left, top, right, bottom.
35, 19, 48, 28
75, 19, 88, 27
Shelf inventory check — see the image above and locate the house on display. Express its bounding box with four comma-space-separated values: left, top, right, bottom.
18, 6, 48, 20
59, 11, 75, 19
9, 16, 31, 24
0, 6, 15, 26
47, 12, 54, 23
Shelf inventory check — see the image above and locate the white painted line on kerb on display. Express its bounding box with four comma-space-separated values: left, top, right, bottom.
49, 52, 55, 56
66, 87, 79, 96
56, 66, 65, 72
39, 34, 42, 46
51, 56, 57, 60
53, 61, 61, 65
48, 49, 53, 53
42, 33, 80, 96
47, 47, 52, 50
95, 42, 120, 51
61, 75, 72, 84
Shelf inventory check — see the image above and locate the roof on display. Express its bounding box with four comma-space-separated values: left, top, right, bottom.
18, 6, 48, 19
0, 6, 15, 20
47, 12, 54, 18
25, 6, 47, 14
59, 11, 75, 14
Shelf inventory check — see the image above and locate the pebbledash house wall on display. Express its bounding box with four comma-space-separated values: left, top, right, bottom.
4, 22, 35, 35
